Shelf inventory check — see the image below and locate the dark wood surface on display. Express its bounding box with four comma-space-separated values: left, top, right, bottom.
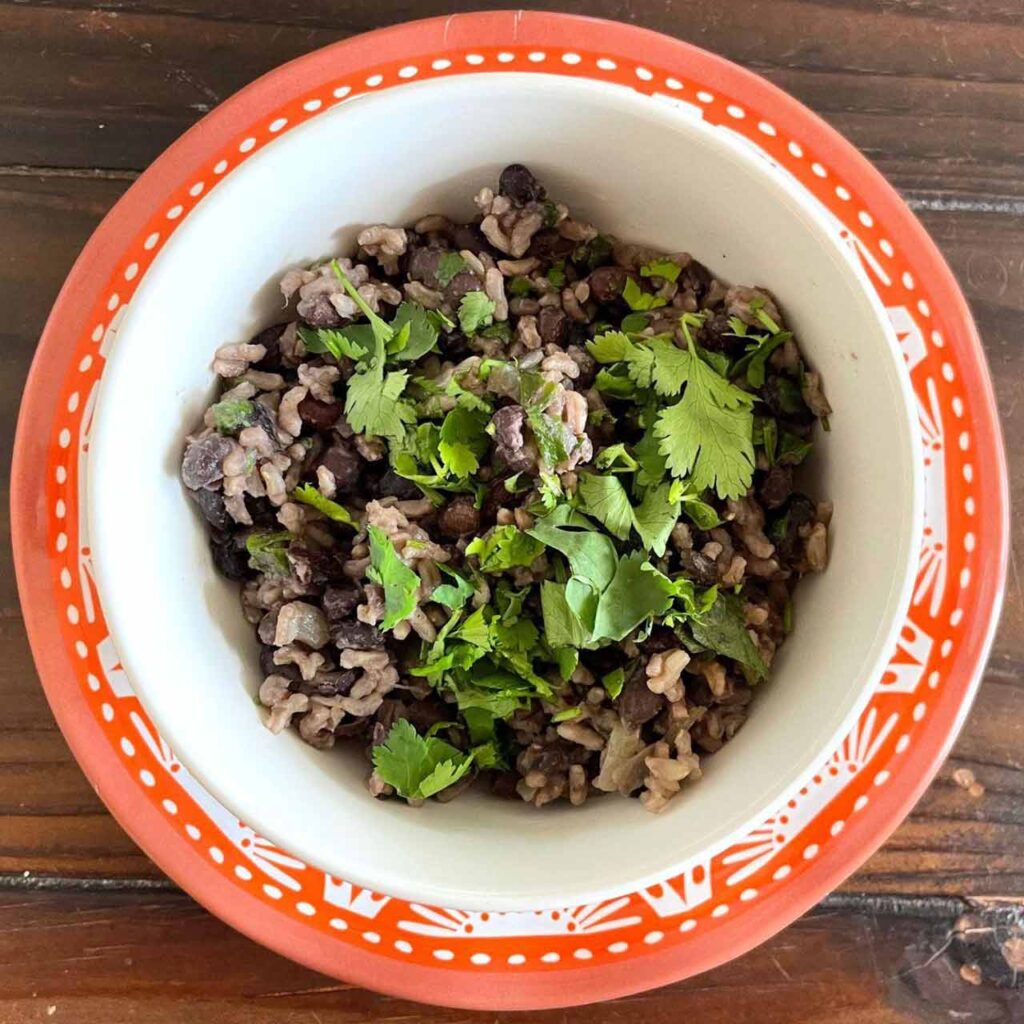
2, 1, 1023, 1019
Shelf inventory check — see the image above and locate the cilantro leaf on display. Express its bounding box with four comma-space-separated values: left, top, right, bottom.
654, 341, 755, 499
438, 405, 491, 478
298, 325, 368, 363
454, 607, 492, 649
371, 720, 473, 801
345, 368, 417, 441
588, 330, 692, 397
595, 444, 639, 473
622, 277, 667, 311
210, 398, 255, 434
594, 366, 638, 399
540, 581, 590, 648
431, 566, 475, 610
528, 410, 577, 471
688, 593, 767, 680
640, 258, 682, 283
602, 667, 626, 699
527, 506, 617, 590
507, 276, 534, 298
458, 292, 496, 335
778, 431, 813, 466
366, 525, 420, 630
435, 252, 467, 288
466, 526, 544, 573
591, 555, 675, 642
555, 647, 579, 681
389, 302, 441, 362
633, 482, 680, 556
634, 428, 668, 487
577, 473, 634, 540
291, 483, 356, 525
331, 261, 393, 345
245, 530, 291, 576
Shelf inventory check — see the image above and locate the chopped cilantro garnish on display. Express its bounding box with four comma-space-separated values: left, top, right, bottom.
640, 257, 682, 283
371, 720, 474, 801
602, 667, 626, 699
507, 276, 534, 298
291, 483, 356, 525
438, 404, 491, 478
622, 276, 667, 311
547, 262, 567, 289
431, 566, 476, 610
458, 291, 497, 335
466, 526, 544, 573
687, 592, 767, 680
366, 525, 420, 630
654, 325, 756, 500
551, 706, 583, 723
435, 252, 467, 288
298, 325, 367, 363
245, 530, 291, 576
210, 398, 254, 434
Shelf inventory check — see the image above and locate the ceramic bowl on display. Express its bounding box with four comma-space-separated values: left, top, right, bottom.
13, 12, 1006, 1008
85, 59, 921, 913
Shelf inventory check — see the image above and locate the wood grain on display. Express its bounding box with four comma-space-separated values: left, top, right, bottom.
0, 1, 1021, 200
0, 888, 1021, 1023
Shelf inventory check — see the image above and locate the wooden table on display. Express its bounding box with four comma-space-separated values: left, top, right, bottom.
2, 2, 1022, 1020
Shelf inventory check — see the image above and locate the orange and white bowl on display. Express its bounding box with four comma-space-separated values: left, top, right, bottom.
12, 11, 1007, 1009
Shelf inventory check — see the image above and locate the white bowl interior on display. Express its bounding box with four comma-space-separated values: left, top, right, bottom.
89, 74, 921, 911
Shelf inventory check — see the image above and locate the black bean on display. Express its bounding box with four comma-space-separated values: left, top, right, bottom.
618, 673, 666, 728
322, 583, 363, 623
298, 394, 342, 431
491, 405, 534, 472
316, 442, 362, 494
759, 464, 793, 509
300, 294, 343, 328
499, 163, 546, 205
537, 305, 568, 347
491, 770, 521, 799
438, 496, 481, 538
406, 244, 446, 288
446, 271, 483, 304
333, 621, 385, 650
245, 495, 280, 528
334, 718, 370, 738
209, 532, 251, 581
260, 645, 302, 683
191, 486, 231, 531
448, 223, 490, 253
181, 435, 234, 490
250, 401, 281, 446
678, 549, 720, 587
295, 669, 357, 698
479, 477, 512, 527
251, 322, 289, 372
680, 258, 713, 302
643, 627, 678, 654
527, 229, 575, 261
587, 265, 628, 303
374, 467, 423, 501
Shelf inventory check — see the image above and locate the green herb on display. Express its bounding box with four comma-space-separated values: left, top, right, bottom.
594, 366, 638, 399
527, 506, 617, 591
783, 598, 794, 634
547, 262, 567, 289
640, 257, 682, 283
634, 428, 668, 487
622, 277, 667, 311
587, 330, 692, 397
540, 581, 590, 648
688, 593, 767, 680
602, 667, 626, 699
458, 292, 497, 335
389, 302, 441, 362
595, 444, 639, 473
755, 416, 779, 466
654, 329, 755, 500
431, 566, 475, 610
366, 525, 420, 630
454, 606, 491, 649
778, 431, 813, 466
632, 482, 681, 556
679, 495, 721, 530
435, 252, 467, 288
573, 234, 613, 271
291, 483, 356, 525
591, 555, 674, 642
529, 410, 577, 471
507, 276, 534, 298
371, 720, 474, 801
245, 530, 291, 576
466, 526, 544, 573
542, 200, 561, 227
210, 398, 254, 434
298, 325, 368, 362
438, 404, 491, 478
329, 262, 417, 441
555, 647, 579, 681
577, 473, 634, 541
551, 706, 583, 723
